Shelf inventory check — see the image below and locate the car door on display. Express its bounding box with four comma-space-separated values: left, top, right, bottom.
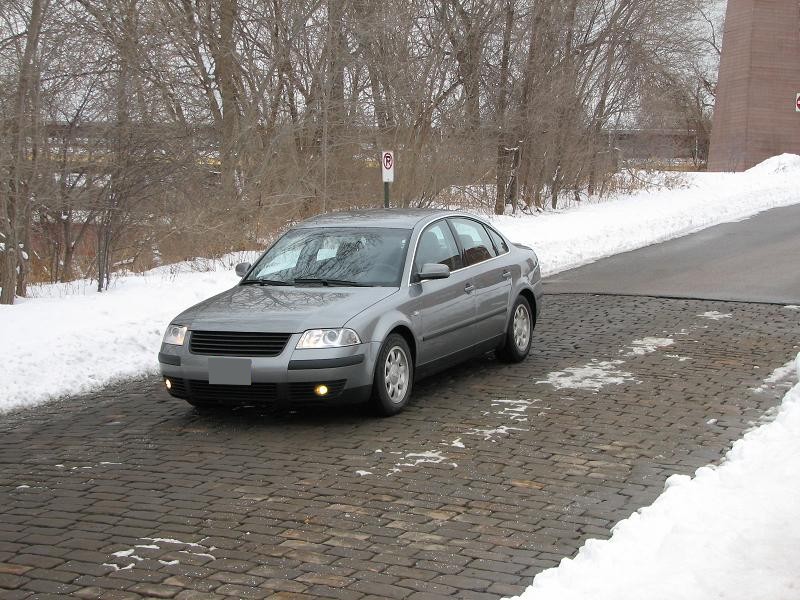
411, 220, 477, 366
448, 217, 512, 343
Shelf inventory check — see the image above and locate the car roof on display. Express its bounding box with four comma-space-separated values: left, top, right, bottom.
295, 209, 469, 229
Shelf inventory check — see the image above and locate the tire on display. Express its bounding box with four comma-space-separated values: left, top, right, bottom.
497, 295, 533, 363
371, 333, 414, 416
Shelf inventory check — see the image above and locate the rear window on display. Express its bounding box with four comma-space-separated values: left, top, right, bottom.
449, 218, 498, 267
486, 226, 509, 254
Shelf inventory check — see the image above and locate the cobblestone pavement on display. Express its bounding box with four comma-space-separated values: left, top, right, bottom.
1, 295, 798, 600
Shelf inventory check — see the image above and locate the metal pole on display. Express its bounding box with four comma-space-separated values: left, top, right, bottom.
384, 182, 390, 208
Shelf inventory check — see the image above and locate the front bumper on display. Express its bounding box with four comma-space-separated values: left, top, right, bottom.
159, 333, 381, 407
163, 377, 372, 406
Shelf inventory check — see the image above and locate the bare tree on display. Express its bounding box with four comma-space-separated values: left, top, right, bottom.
0, 0, 47, 303
0, 0, 718, 298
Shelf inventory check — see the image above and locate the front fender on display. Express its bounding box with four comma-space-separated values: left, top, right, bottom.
346, 307, 417, 346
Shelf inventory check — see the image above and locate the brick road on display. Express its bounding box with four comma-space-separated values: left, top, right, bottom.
1, 295, 797, 600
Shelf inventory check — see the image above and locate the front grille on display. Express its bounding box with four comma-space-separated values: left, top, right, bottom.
288, 380, 347, 402
189, 331, 291, 357
185, 380, 278, 404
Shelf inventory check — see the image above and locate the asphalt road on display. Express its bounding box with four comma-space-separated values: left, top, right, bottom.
544, 203, 800, 304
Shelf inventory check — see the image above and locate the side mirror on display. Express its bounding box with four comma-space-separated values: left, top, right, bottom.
235, 262, 251, 277
418, 263, 450, 281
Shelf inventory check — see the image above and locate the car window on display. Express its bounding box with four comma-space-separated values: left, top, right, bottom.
449, 218, 497, 266
415, 221, 463, 272
486, 226, 509, 254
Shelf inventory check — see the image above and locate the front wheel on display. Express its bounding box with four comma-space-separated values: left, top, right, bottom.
371, 334, 414, 416
497, 296, 533, 363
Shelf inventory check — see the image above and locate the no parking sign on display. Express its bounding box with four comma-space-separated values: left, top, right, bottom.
381, 151, 394, 182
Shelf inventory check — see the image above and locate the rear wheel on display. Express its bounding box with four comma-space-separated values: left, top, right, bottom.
497, 296, 533, 363
371, 334, 414, 416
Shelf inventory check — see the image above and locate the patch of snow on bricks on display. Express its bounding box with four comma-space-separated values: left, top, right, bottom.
491, 398, 537, 422
624, 337, 674, 356
665, 354, 692, 362
504, 353, 800, 600
102, 561, 135, 571
466, 424, 527, 442
752, 360, 798, 393
61, 461, 122, 471
102, 536, 216, 573
538, 360, 635, 391
396, 450, 448, 468
383, 450, 456, 474
698, 311, 733, 320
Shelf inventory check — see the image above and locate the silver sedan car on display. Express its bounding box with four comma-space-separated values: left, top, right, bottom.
159, 210, 542, 415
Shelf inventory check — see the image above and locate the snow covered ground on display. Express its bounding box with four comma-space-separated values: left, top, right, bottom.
0, 253, 256, 412
505, 355, 800, 600
491, 153, 800, 276
1, 154, 800, 411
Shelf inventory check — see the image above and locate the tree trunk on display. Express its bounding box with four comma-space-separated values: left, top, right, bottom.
588, 43, 617, 196
0, 0, 44, 304
214, 0, 240, 206
494, 0, 514, 215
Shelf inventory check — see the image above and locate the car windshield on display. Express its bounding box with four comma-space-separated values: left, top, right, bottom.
245, 227, 412, 287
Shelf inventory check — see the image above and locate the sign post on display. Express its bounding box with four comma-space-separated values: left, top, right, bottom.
381, 151, 394, 208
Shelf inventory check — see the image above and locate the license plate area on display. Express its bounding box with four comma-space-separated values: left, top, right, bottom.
208, 357, 252, 386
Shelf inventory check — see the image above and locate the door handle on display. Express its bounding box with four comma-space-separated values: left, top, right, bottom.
464, 283, 475, 293
501, 270, 512, 279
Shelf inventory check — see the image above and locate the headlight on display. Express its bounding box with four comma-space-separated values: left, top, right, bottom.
296, 328, 361, 349
163, 324, 188, 346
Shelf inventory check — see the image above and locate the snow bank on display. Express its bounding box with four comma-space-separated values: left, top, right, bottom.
745, 152, 800, 175
505, 354, 800, 600
491, 155, 800, 276
2, 156, 800, 411
0, 254, 256, 412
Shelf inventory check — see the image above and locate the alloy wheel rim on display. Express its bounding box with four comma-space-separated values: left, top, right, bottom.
513, 304, 530, 352
384, 346, 409, 404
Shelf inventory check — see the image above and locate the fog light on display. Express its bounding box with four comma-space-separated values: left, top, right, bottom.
314, 384, 329, 397
165, 378, 172, 390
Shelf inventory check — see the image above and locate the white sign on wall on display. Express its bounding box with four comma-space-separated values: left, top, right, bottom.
381, 151, 395, 182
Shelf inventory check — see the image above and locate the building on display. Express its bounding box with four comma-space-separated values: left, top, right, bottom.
708, 0, 800, 172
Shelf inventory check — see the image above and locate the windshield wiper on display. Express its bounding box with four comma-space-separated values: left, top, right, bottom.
241, 278, 292, 286
293, 278, 372, 287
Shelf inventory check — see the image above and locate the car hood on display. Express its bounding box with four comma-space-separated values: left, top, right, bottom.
173, 285, 397, 333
